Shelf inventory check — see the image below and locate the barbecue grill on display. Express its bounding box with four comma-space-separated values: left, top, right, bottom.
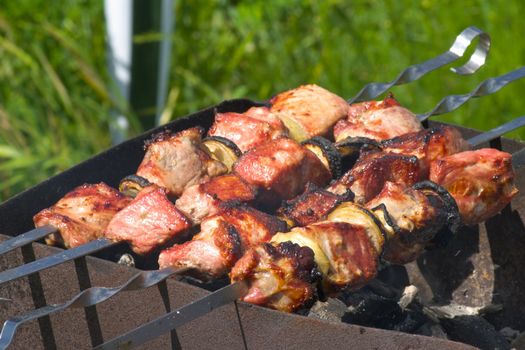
1, 27, 525, 349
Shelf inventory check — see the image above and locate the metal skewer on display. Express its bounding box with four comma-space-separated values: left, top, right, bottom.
2, 114, 525, 349
0, 267, 187, 350
347, 26, 489, 103
418, 66, 525, 122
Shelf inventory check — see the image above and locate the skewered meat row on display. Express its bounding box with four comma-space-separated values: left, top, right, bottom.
231, 180, 459, 312
32, 135, 336, 253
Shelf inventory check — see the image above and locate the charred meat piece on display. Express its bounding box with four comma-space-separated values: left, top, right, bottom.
230, 241, 319, 312
334, 94, 422, 142
278, 183, 353, 226
430, 148, 518, 226
136, 127, 228, 196
233, 138, 331, 206
365, 181, 457, 264
380, 125, 470, 177
158, 215, 241, 280
328, 151, 421, 204
175, 174, 258, 224
34, 183, 131, 249
158, 205, 287, 280
270, 84, 349, 141
104, 185, 191, 255
208, 107, 288, 152
272, 220, 381, 294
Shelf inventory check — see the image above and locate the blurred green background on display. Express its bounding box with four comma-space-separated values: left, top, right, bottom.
1, 0, 525, 201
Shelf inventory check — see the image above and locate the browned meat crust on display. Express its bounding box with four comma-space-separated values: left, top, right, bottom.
430, 148, 518, 225
334, 94, 422, 142
231, 242, 319, 312
233, 138, 331, 206
278, 183, 353, 226
104, 185, 191, 255
137, 127, 228, 196
270, 84, 349, 139
208, 107, 288, 152
34, 183, 131, 249
328, 151, 421, 203
175, 174, 258, 224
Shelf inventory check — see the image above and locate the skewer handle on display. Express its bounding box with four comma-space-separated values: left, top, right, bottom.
0, 267, 182, 350
418, 66, 525, 122
0, 225, 56, 255
0, 238, 115, 285
348, 26, 489, 103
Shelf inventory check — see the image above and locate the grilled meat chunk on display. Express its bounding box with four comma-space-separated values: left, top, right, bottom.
430, 148, 518, 225
33, 183, 131, 249
334, 94, 422, 142
208, 107, 288, 152
230, 241, 319, 312
175, 174, 258, 224
104, 185, 191, 255
278, 183, 353, 226
270, 84, 349, 141
158, 205, 287, 280
158, 215, 241, 280
136, 127, 228, 196
380, 125, 470, 177
272, 221, 380, 294
233, 138, 331, 206
328, 151, 421, 203
365, 181, 455, 264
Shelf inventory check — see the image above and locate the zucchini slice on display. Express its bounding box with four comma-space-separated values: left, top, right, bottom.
326, 202, 385, 255
302, 136, 342, 179
271, 230, 330, 276
119, 175, 152, 198
201, 136, 242, 171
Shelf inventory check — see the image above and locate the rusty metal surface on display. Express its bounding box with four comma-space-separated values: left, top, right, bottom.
1, 100, 524, 348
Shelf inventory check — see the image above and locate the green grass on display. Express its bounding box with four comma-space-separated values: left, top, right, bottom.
1, 0, 525, 201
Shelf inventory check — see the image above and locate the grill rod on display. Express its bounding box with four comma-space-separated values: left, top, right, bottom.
2, 62, 521, 260
1, 114, 525, 287
1, 115, 525, 349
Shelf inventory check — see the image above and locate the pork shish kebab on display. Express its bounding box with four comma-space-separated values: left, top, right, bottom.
0, 116, 523, 287
3, 146, 519, 345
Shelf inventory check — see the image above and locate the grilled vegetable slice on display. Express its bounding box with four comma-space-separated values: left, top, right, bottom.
302, 136, 342, 179
278, 114, 310, 142
326, 202, 385, 255
334, 136, 382, 157
119, 175, 152, 198
271, 230, 330, 276
201, 136, 242, 171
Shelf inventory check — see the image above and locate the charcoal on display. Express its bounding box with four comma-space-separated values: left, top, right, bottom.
307, 298, 347, 323
393, 309, 427, 333
511, 331, 525, 350
415, 321, 448, 339
342, 289, 403, 329
499, 327, 520, 342
440, 315, 510, 350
